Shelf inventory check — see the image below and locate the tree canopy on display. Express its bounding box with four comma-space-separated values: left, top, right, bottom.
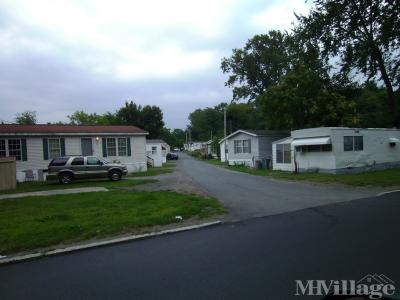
218, 0, 400, 130
68, 101, 164, 138
15, 111, 37, 125
296, 0, 400, 123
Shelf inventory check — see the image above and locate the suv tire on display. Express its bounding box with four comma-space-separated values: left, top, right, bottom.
109, 170, 122, 181
59, 172, 73, 184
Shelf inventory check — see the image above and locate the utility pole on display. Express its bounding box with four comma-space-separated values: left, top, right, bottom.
224, 107, 227, 162
185, 131, 188, 150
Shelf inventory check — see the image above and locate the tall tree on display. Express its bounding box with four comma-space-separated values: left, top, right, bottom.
296, 0, 400, 124
221, 30, 329, 103
221, 30, 292, 102
140, 105, 165, 139
116, 101, 142, 126
258, 65, 358, 129
15, 111, 37, 125
188, 107, 223, 141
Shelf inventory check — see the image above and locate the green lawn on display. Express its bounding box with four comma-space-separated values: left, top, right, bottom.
0, 190, 224, 254
0, 178, 157, 195
130, 162, 176, 177
203, 159, 400, 187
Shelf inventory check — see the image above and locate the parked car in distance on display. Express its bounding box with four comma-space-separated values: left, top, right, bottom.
166, 152, 179, 160
47, 155, 128, 184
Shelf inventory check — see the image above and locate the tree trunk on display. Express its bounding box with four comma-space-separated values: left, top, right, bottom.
373, 48, 397, 125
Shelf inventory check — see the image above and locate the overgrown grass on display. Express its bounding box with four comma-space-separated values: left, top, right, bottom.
0, 191, 225, 254
130, 162, 176, 177
0, 178, 157, 195
203, 159, 400, 187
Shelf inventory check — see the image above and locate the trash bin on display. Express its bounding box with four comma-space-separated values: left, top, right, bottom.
255, 160, 263, 169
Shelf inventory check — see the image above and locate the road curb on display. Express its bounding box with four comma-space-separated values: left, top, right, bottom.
376, 190, 400, 197
0, 220, 222, 265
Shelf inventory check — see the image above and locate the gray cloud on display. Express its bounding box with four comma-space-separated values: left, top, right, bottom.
0, 0, 308, 129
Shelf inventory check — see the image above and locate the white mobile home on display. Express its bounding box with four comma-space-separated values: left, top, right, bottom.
219, 130, 289, 167
273, 127, 400, 173
206, 140, 218, 158
0, 124, 148, 181
184, 141, 208, 152
146, 139, 170, 167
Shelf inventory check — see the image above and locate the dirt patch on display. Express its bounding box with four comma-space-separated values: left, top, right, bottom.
129, 170, 210, 196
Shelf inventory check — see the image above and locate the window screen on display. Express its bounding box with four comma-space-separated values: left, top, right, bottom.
276, 144, 283, 163
0, 140, 5, 157
8, 139, 21, 160
118, 138, 127, 156
343, 136, 353, 151
283, 144, 291, 163
106, 138, 117, 156
354, 136, 363, 151
48, 138, 61, 158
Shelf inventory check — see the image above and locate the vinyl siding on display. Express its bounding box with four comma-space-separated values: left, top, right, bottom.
3, 135, 147, 179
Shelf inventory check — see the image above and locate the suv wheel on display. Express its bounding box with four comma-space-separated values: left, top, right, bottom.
109, 170, 122, 181
59, 172, 73, 184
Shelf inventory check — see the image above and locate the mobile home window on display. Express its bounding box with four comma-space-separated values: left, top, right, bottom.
296, 144, 332, 152
48, 138, 61, 158
276, 144, 291, 164
344, 136, 363, 151
242, 140, 251, 153
283, 144, 291, 163
234, 140, 251, 154
8, 139, 21, 160
234, 140, 242, 154
276, 144, 283, 163
117, 138, 127, 156
106, 138, 117, 156
0, 140, 5, 157
354, 136, 363, 151
152, 146, 157, 154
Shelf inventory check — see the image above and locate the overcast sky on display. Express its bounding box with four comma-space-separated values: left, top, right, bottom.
0, 0, 310, 129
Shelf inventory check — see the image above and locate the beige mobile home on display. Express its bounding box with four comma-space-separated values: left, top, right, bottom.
0, 124, 148, 181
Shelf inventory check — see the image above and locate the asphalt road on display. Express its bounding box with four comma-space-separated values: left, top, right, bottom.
1, 192, 399, 300
177, 154, 378, 221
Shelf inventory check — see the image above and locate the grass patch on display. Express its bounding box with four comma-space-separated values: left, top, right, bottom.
130, 162, 176, 177
0, 179, 157, 195
203, 159, 400, 187
0, 190, 225, 254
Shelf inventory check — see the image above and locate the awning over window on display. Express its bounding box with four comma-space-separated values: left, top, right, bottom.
389, 137, 399, 143
292, 136, 331, 146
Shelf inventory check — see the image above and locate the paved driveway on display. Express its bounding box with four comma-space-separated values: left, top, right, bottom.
176, 154, 377, 221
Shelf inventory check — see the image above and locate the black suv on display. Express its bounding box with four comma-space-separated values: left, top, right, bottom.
47, 156, 128, 184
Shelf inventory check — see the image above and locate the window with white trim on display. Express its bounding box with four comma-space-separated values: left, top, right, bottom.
234, 139, 251, 154
152, 146, 157, 154
117, 138, 127, 156
0, 139, 5, 157
276, 143, 291, 164
234, 140, 242, 153
106, 138, 117, 156
48, 138, 61, 159
8, 139, 22, 160
107, 137, 128, 156
243, 140, 251, 153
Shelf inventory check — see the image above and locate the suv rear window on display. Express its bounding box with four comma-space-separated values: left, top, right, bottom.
71, 157, 84, 165
49, 157, 69, 166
